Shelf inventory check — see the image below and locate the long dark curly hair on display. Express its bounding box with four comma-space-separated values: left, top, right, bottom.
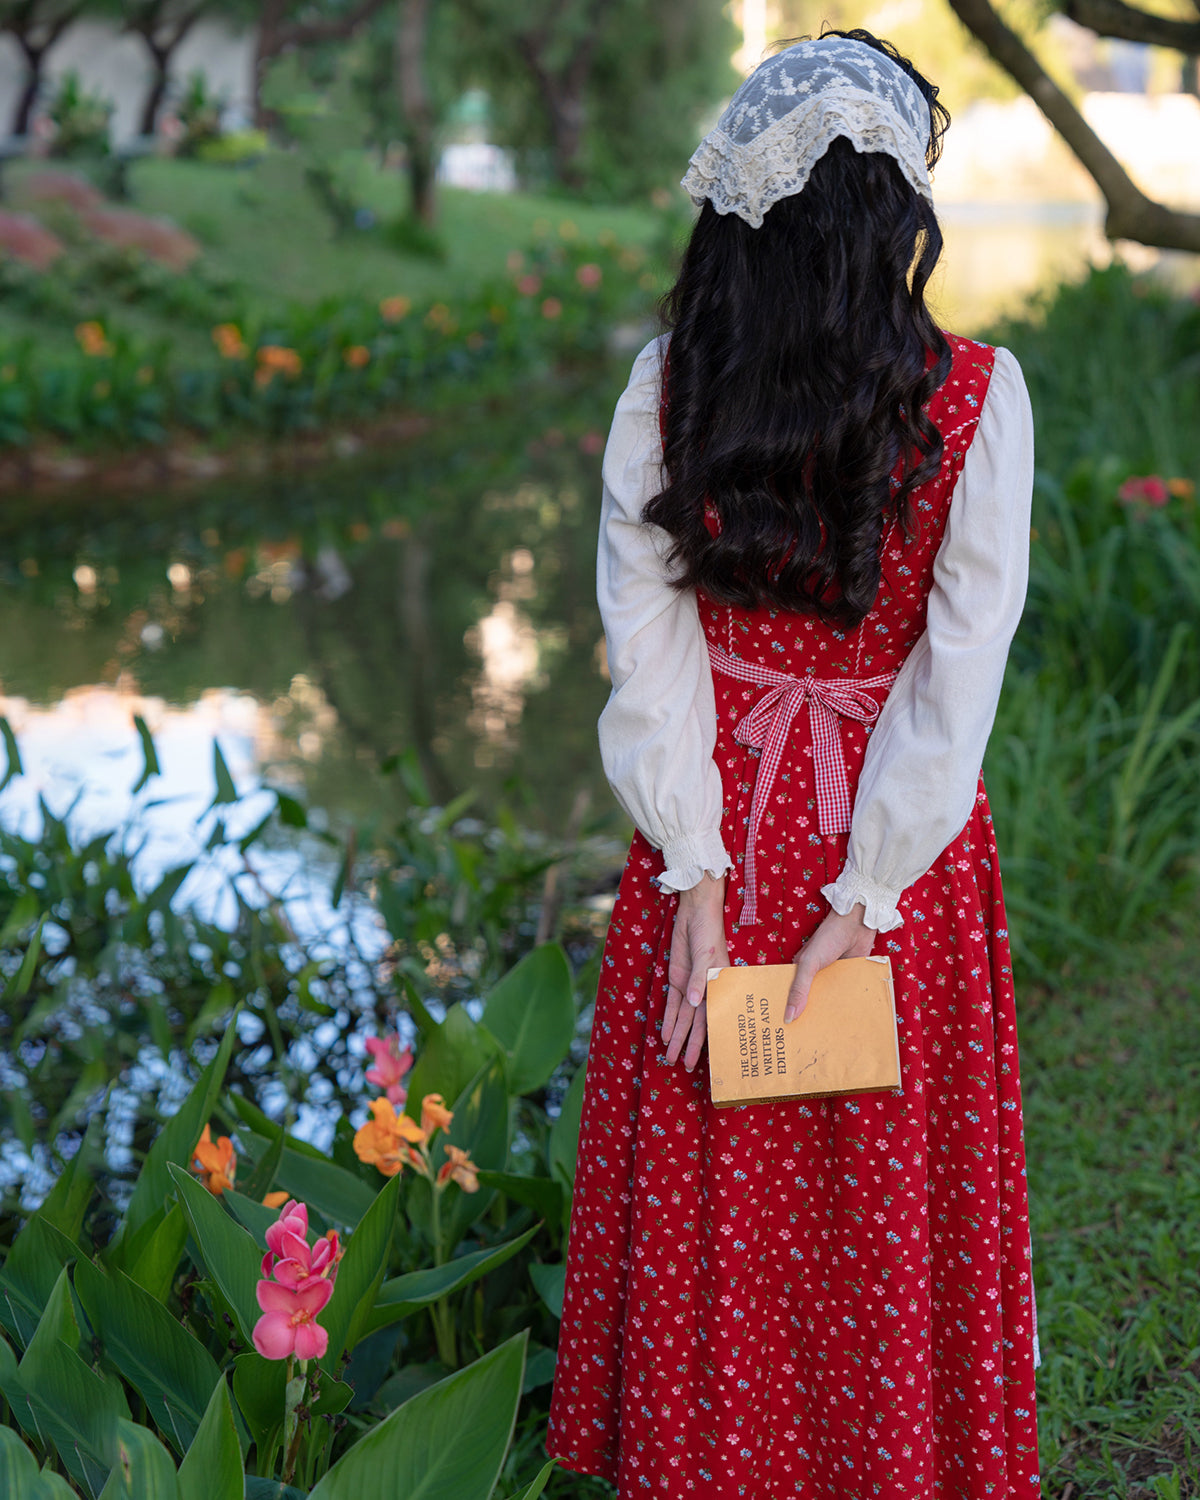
645, 29, 953, 627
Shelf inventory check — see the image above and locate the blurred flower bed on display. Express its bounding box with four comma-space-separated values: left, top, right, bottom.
0, 176, 657, 453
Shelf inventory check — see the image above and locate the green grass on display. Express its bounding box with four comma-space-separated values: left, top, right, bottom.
122, 159, 667, 310
1023, 909, 1200, 1497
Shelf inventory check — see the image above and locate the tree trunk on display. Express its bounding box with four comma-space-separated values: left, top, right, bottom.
11, 46, 43, 137
138, 49, 169, 137
947, 0, 1200, 253
395, 0, 436, 225
253, 0, 291, 127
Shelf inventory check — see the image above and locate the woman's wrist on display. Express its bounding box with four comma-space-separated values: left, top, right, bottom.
677, 871, 726, 907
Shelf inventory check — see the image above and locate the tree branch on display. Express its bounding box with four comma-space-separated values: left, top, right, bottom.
946, 0, 1200, 251
1063, 0, 1200, 51
279, 0, 391, 48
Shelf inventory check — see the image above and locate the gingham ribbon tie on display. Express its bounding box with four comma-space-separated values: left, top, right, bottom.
708, 644, 897, 926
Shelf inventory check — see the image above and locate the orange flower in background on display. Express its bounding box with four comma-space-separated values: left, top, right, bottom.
540, 298, 563, 320
353, 1097, 426, 1178
192, 1124, 237, 1195
1167, 477, 1195, 500
256, 345, 302, 377
437, 1145, 480, 1193
262, 1190, 290, 1209
212, 323, 247, 360
380, 294, 411, 322
75, 321, 112, 357
343, 344, 370, 369
420, 1092, 453, 1136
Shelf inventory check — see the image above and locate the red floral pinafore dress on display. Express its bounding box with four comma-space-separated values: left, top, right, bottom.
547, 334, 1040, 1499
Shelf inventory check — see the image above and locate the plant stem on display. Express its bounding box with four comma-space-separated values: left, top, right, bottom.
429, 1183, 457, 1367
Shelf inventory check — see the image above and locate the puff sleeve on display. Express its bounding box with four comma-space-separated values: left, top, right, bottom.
821, 345, 1035, 929
595, 336, 734, 890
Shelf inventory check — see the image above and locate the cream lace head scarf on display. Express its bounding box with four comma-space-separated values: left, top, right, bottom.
681, 36, 935, 229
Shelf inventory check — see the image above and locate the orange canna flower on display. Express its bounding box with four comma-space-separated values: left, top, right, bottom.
75, 321, 112, 358
192, 1124, 237, 1195
353, 1097, 426, 1178
343, 344, 370, 368
256, 345, 302, 376
380, 295, 411, 322
262, 1190, 290, 1208
420, 1092, 453, 1136
1167, 477, 1195, 500
437, 1145, 480, 1193
212, 323, 247, 360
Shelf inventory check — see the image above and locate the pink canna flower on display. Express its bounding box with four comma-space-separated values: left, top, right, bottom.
260, 1198, 343, 1291
1117, 475, 1169, 507
364, 1034, 414, 1106
253, 1277, 333, 1361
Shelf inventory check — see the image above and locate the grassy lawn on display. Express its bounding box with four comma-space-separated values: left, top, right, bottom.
1024, 908, 1200, 1497
131, 160, 669, 309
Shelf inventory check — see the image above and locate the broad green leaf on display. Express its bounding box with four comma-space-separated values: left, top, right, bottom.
230, 1353, 282, 1470
306, 1332, 527, 1500
232, 1354, 349, 1467
273, 1148, 376, 1230
548, 1065, 586, 1210
126, 1205, 189, 1304
210, 740, 238, 806
96, 1419, 179, 1500
74, 1260, 222, 1455
529, 1262, 565, 1320
404, 1003, 502, 1125
123, 1021, 238, 1245
242, 1482, 309, 1500
33, 1471, 79, 1500
499, 1456, 559, 1500
481, 944, 575, 1095
131, 715, 161, 794
177, 1378, 242, 1500
0, 1425, 40, 1494
475, 1171, 563, 1227
522, 1345, 556, 1393
168, 1165, 261, 1345
222, 1190, 282, 1248
1, 1326, 129, 1498
21, 1264, 79, 1362
364, 1225, 538, 1336
241, 1129, 285, 1206
0, 1216, 81, 1348
319, 1173, 399, 1372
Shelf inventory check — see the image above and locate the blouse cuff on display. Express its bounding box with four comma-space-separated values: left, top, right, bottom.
657, 830, 734, 893
821, 865, 905, 933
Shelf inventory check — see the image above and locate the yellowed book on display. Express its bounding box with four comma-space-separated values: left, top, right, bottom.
705, 956, 902, 1106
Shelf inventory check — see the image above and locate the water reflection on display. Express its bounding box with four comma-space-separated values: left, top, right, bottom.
0, 377, 624, 839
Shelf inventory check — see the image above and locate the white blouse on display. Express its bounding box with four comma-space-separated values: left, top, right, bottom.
596, 334, 1034, 932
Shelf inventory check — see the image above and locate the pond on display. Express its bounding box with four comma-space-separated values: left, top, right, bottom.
0, 204, 1161, 871
0, 368, 628, 882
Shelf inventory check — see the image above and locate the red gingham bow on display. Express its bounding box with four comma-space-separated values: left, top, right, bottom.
707, 644, 897, 926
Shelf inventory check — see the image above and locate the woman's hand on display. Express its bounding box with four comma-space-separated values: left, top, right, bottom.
661, 873, 728, 1071
784, 904, 877, 1023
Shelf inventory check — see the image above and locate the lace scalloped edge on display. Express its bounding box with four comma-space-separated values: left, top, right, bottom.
682, 93, 933, 229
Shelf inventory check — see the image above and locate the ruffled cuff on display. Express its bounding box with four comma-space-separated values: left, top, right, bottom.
820, 865, 905, 933
656, 830, 734, 893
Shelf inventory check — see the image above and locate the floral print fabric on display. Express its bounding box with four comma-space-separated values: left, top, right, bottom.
548, 335, 1040, 1498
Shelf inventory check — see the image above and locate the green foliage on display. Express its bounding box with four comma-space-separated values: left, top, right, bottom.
0, 872, 578, 1493
173, 74, 224, 161
47, 72, 113, 160
0, 227, 652, 449
983, 266, 1200, 978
